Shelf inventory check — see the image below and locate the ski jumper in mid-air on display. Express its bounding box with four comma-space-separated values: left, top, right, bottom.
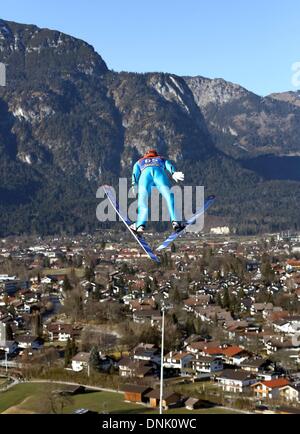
130, 149, 185, 235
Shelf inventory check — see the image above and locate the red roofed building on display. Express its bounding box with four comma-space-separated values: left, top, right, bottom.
201, 347, 224, 357
222, 346, 251, 365
252, 378, 290, 400
287, 260, 300, 271
201, 346, 251, 365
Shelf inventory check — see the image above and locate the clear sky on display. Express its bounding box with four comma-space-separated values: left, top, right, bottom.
1, 0, 300, 96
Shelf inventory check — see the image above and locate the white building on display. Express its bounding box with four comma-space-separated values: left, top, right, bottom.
210, 227, 230, 235
71, 352, 90, 372
191, 355, 223, 376
216, 370, 257, 393
273, 319, 300, 335
163, 351, 193, 373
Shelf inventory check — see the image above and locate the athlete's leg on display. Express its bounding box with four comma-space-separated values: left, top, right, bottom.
136, 170, 153, 228
153, 170, 177, 223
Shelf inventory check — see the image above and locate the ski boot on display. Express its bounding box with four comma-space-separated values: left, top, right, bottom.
172, 221, 186, 233
130, 223, 145, 237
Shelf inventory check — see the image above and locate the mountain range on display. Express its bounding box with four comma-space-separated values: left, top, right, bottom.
0, 18, 300, 236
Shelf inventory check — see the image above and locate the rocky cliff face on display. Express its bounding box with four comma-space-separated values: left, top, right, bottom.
185, 76, 300, 158
0, 19, 108, 79
269, 90, 300, 108
107, 72, 216, 172
0, 19, 300, 235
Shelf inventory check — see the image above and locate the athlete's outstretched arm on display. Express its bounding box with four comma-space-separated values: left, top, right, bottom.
164, 159, 176, 176
132, 161, 141, 186
165, 159, 185, 183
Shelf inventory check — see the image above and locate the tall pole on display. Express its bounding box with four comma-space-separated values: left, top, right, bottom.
159, 304, 165, 415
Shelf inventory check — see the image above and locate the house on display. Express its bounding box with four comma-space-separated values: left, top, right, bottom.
185, 340, 221, 354
191, 355, 223, 377
133, 343, 161, 365
17, 335, 44, 350
186, 341, 208, 354
71, 352, 90, 372
286, 260, 300, 271
145, 390, 182, 409
273, 318, 300, 335
46, 323, 82, 341
41, 276, 55, 285
118, 356, 155, 378
240, 297, 253, 312
183, 296, 211, 311
163, 351, 194, 375
183, 335, 202, 347
240, 358, 274, 374
194, 306, 233, 324
123, 384, 153, 403
226, 320, 249, 336
129, 298, 157, 312
4, 280, 29, 296
0, 340, 18, 355
251, 378, 290, 400
215, 369, 257, 393
279, 384, 300, 403
185, 339, 221, 352
251, 303, 274, 317
98, 354, 115, 372
132, 310, 160, 325
264, 337, 296, 354
185, 397, 203, 410
201, 347, 224, 358
221, 346, 251, 366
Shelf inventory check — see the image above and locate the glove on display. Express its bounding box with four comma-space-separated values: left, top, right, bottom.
172, 172, 185, 183
130, 185, 138, 196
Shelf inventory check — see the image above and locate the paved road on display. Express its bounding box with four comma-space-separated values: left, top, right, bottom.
24, 379, 123, 394
0, 376, 20, 391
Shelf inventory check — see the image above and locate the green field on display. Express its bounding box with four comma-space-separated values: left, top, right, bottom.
0, 383, 241, 414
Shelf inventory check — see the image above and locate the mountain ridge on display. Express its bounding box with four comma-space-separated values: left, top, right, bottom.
0, 19, 300, 236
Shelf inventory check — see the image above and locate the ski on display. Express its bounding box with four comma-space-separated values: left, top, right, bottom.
156, 195, 216, 251
102, 185, 160, 264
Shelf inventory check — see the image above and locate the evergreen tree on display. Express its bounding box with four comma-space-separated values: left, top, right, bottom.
223, 287, 231, 309
216, 292, 223, 307
85, 266, 95, 282
214, 312, 219, 326
64, 338, 72, 367
93, 284, 102, 301
89, 346, 101, 372
6, 323, 13, 341
70, 338, 77, 357
43, 257, 50, 268
144, 277, 152, 294
63, 275, 72, 292
261, 258, 275, 285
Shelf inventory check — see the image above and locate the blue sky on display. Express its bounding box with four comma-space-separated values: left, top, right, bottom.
1, 0, 300, 95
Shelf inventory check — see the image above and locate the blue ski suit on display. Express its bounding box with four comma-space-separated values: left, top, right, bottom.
132, 156, 177, 228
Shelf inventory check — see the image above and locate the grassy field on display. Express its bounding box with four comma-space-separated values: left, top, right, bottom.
0, 383, 241, 414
